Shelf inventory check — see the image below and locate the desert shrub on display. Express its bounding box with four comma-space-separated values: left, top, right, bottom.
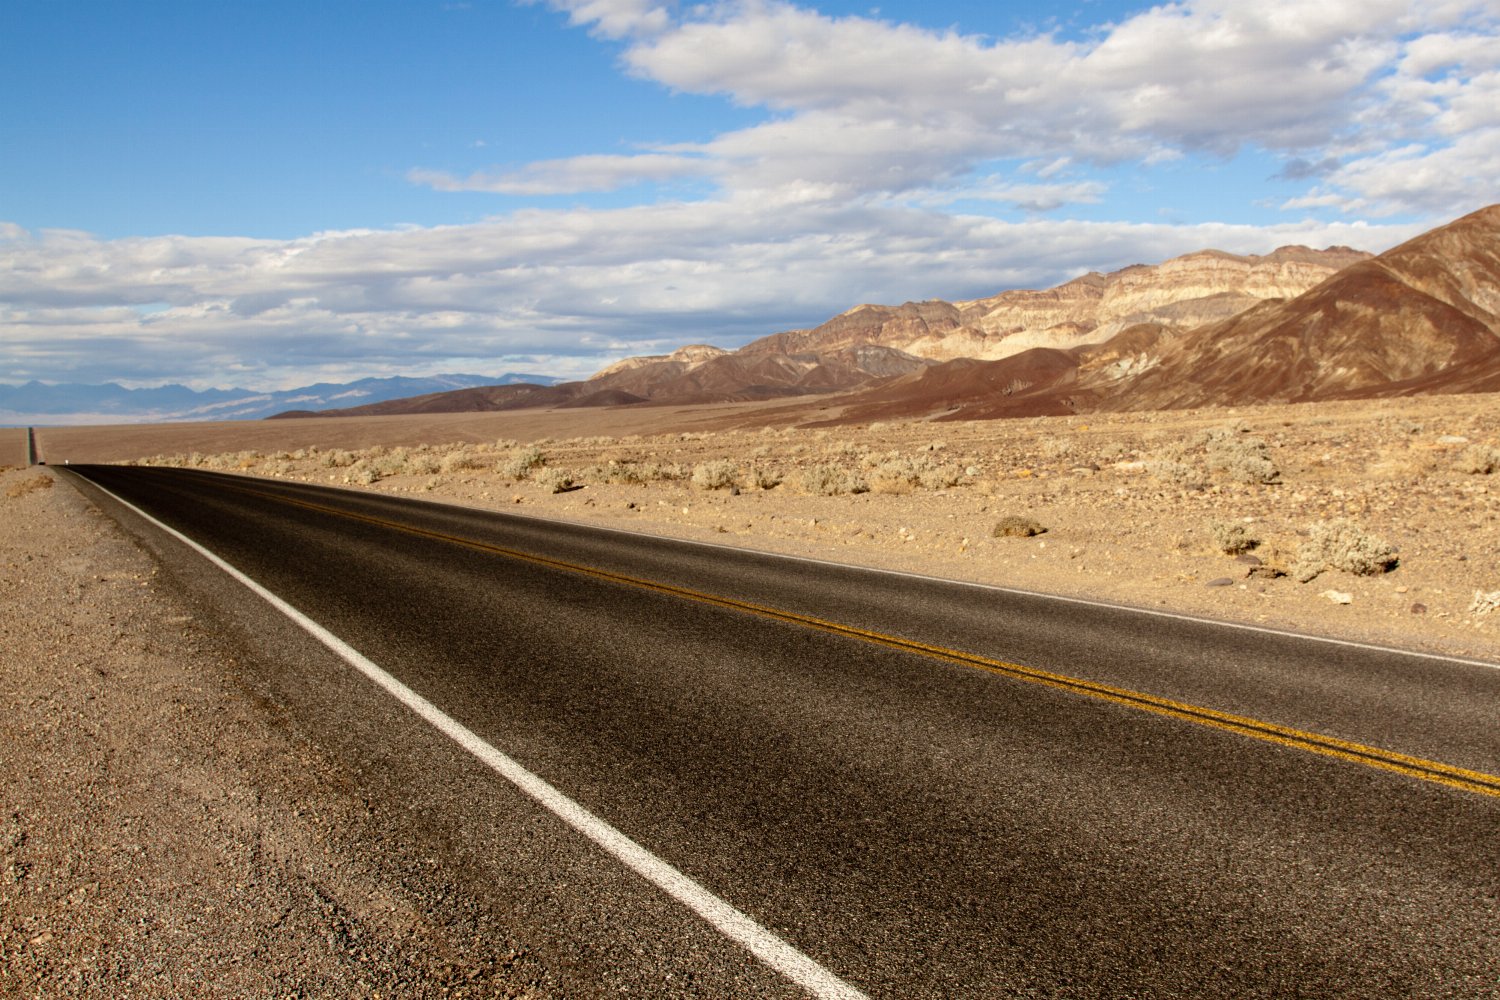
868, 457, 923, 494
799, 464, 868, 496
404, 453, 443, 476
691, 459, 740, 490
1145, 459, 1207, 489
1200, 428, 1281, 484
498, 445, 546, 480
370, 450, 411, 478
1457, 445, 1500, 475
917, 464, 965, 490
322, 449, 358, 469
535, 467, 576, 493
439, 449, 490, 474
346, 463, 380, 485
993, 515, 1045, 538
1293, 519, 1398, 582
1210, 520, 1260, 555
751, 466, 783, 490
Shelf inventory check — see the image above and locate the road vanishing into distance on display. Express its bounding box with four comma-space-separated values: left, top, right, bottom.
65, 465, 1500, 998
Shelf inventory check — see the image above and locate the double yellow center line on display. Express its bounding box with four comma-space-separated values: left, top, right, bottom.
240, 480, 1500, 800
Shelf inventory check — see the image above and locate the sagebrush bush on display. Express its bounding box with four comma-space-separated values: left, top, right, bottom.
498, 445, 546, 480
691, 459, 740, 490
1293, 519, 1398, 582
1210, 520, 1259, 555
1201, 428, 1281, 484
535, 467, 576, 494
799, 464, 868, 495
405, 453, 443, 476
751, 466, 783, 490
440, 449, 490, 474
1146, 459, 1207, 489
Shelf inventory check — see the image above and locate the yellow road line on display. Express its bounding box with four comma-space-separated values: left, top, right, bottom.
234, 480, 1500, 800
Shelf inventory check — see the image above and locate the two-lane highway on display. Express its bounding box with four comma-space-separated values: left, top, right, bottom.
65, 465, 1500, 997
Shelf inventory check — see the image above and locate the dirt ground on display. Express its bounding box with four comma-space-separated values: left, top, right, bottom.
7, 392, 1500, 993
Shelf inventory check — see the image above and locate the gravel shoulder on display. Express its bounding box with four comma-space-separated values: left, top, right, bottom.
1, 467, 553, 998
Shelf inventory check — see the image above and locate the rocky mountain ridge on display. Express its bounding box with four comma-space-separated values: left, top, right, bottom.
278, 205, 1499, 422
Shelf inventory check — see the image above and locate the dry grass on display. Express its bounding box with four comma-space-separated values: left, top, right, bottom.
5, 475, 53, 499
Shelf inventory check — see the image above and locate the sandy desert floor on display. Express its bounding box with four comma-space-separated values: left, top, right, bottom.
70, 391, 1500, 664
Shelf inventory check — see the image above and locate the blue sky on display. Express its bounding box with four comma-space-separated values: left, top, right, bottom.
3, 0, 1498, 390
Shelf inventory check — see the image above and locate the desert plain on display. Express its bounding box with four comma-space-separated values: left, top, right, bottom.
24, 388, 1500, 663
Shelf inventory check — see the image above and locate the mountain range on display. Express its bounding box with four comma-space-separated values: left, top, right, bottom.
1, 373, 560, 426
187, 203, 1499, 425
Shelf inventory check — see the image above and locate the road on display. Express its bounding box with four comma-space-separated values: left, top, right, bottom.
63, 465, 1500, 997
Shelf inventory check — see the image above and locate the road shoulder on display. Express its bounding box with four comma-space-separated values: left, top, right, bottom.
0, 466, 553, 997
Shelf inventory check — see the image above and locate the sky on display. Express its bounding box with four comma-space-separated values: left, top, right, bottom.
3, 0, 1499, 390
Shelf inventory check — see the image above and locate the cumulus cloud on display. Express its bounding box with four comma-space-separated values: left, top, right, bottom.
508, 0, 1500, 217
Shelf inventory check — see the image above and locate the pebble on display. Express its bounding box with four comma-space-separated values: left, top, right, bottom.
1206, 577, 1234, 587
1321, 590, 1353, 605
1411, 602, 1428, 614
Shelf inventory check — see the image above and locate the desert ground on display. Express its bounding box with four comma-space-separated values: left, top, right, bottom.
40, 391, 1500, 663
7, 393, 1500, 992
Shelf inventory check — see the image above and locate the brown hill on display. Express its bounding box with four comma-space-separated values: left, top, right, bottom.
734, 245, 1368, 363
817, 204, 1500, 423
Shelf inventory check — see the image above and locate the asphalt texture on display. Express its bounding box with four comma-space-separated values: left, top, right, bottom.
64, 465, 1500, 998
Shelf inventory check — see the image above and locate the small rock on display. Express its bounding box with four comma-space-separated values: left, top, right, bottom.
1410, 602, 1428, 615
993, 516, 1045, 538
1248, 565, 1286, 580
1321, 590, 1353, 605
1235, 553, 1263, 566
1205, 577, 1235, 587
1437, 435, 1470, 445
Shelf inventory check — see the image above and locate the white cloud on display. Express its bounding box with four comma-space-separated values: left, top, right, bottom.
528, 0, 1497, 208
409, 153, 715, 194
0, 206, 1423, 389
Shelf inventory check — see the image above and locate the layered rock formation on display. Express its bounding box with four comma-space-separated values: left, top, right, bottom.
822, 204, 1500, 422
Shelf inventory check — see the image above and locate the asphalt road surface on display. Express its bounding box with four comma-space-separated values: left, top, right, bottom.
63, 465, 1500, 998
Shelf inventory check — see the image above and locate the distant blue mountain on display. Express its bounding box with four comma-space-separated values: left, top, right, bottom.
0, 373, 562, 426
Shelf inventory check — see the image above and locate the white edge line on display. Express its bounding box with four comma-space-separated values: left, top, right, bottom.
83, 475, 870, 1000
